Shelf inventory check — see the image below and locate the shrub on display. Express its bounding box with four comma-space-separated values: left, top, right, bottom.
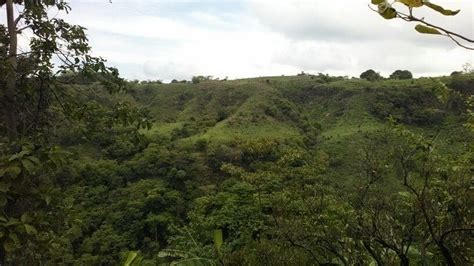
360, 69, 383, 81
390, 70, 413, 80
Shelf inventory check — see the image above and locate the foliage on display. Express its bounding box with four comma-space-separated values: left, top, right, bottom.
390, 70, 413, 80
1, 0, 472, 264
368, 82, 447, 125
2, 56, 474, 265
370, 0, 473, 50
0, 0, 150, 263
0, 144, 70, 263
360, 69, 383, 81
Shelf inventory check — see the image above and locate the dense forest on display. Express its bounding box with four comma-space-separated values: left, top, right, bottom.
3, 71, 474, 265
1, 0, 473, 265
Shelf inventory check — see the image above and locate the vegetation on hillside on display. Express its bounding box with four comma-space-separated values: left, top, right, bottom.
1, 0, 473, 265
5, 72, 471, 265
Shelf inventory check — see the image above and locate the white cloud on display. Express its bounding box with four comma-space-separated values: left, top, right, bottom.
8, 0, 470, 80
247, 0, 473, 77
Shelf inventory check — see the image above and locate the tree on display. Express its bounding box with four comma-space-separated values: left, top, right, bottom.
0, 1, 150, 263
192, 75, 214, 84
370, 0, 474, 50
1, 0, 126, 142
390, 70, 413, 80
360, 69, 383, 81
355, 127, 473, 265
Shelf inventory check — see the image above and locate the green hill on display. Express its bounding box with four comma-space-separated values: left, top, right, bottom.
48, 73, 473, 265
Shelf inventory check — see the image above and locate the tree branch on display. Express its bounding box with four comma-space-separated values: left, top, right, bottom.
368, 4, 474, 50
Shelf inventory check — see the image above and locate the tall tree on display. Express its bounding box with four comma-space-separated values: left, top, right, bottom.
0, 1, 150, 263
1, 0, 126, 143
3, 0, 18, 140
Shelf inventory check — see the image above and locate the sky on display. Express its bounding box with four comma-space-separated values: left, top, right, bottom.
6, 0, 474, 81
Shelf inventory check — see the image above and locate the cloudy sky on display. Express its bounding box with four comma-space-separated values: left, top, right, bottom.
28, 1, 474, 80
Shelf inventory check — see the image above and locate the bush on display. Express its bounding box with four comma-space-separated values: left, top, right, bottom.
449, 73, 474, 95
194, 139, 208, 152
360, 69, 383, 81
369, 86, 445, 125
389, 70, 413, 80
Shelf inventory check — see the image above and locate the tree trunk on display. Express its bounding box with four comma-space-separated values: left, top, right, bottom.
438, 242, 455, 266
0, 247, 5, 266
4, 0, 18, 140
399, 254, 409, 266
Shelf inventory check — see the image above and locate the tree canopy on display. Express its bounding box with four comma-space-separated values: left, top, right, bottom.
360, 69, 383, 81
390, 70, 413, 79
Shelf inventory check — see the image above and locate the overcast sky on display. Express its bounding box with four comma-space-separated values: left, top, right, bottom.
11, 0, 474, 80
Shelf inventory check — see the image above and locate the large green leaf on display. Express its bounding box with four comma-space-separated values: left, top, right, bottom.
24, 224, 38, 235
213, 229, 223, 255
415, 24, 442, 35
123, 251, 138, 266
424, 2, 460, 16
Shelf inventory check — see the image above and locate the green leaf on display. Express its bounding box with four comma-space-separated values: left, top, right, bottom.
21, 213, 32, 224
123, 251, 139, 266
24, 224, 37, 235
44, 195, 52, 206
8, 150, 29, 162
27, 156, 40, 165
378, 4, 397, 19
9, 233, 18, 244
21, 159, 35, 174
398, 191, 411, 198
398, 0, 423, 8
158, 249, 194, 259
213, 229, 223, 255
381, 8, 397, 19
371, 0, 385, 4
5, 166, 21, 178
415, 24, 442, 35
5, 219, 20, 227
424, 2, 460, 16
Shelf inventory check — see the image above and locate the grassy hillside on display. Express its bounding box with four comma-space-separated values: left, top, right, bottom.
127, 74, 473, 191
131, 74, 469, 163
48, 73, 473, 265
